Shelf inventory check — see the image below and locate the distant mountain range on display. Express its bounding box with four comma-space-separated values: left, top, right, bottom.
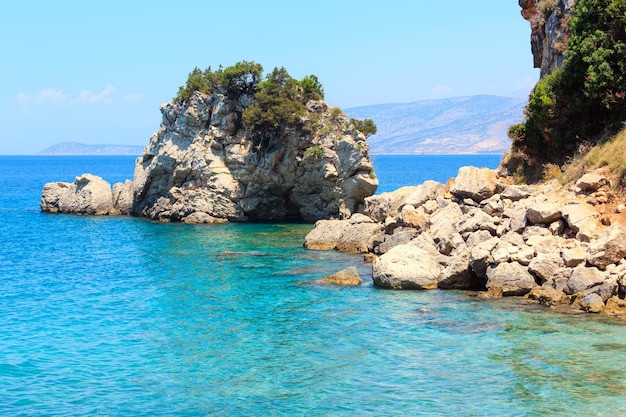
38, 95, 526, 155
38, 142, 144, 156
345, 95, 526, 154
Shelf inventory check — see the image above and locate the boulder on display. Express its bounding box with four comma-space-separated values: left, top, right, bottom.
320, 266, 362, 286
41, 174, 116, 215
112, 180, 134, 215
336, 222, 384, 253
438, 247, 478, 289
450, 166, 498, 202
586, 223, 626, 269
501, 184, 532, 201
304, 220, 349, 251
565, 266, 606, 294
399, 205, 429, 230
527, 285, 567, 306
576, 173, 608, 192
525, 199, 562, 224
375, 229, 419, 255
372, 244, 441, 289
561, 203, 598, 234
429, 202, 465, 255
580, 293, 604, 313
528, 253, 564, 284
486, 261, 537, 296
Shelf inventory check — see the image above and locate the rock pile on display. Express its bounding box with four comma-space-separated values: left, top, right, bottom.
305, 166, 626, 314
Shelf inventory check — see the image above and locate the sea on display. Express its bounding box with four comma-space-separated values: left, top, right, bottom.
1, 154, 626, 416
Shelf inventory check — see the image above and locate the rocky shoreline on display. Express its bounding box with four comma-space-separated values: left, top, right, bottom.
307, 166, 626, 315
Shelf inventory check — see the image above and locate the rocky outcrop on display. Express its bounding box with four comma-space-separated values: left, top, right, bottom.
520, 0, 576, 77
131, 92, 377, 222
305, 167, 626, 314
40, 174, 127, 215
41, 91, 378, 222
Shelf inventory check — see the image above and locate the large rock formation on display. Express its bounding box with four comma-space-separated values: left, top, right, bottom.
520, 0, 576, 77
41, 90, 378, 222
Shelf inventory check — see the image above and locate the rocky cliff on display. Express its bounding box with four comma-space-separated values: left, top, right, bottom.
41, 90, 378, 223
520, 0, 576, 77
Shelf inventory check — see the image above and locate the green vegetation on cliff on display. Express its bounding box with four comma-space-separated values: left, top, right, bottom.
173, 61, 376, 152
509, 0, 626, 179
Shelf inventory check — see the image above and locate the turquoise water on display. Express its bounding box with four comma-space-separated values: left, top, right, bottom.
1, 155, 626, 416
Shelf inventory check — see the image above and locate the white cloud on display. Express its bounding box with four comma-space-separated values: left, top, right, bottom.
430, 85, 452, 97
17, 88, 67, 105
124, 92, 144, 103
73, 85, 116, 104
16, 85, 118, 107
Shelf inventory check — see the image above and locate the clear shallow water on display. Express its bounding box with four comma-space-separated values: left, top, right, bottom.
1, 155, 626, 416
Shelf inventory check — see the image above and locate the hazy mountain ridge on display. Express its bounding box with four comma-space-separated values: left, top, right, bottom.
346, 95, 526, 154
38, 142, 144, 156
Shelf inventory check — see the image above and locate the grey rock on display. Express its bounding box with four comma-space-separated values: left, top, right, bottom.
565, 266, 606, 295
372, 244, 441, 290
304, 220, 349, 251
41, 174, 116, 215
486, 262, 537, 296
450, 166, 498, 202
580, 293, 604, 313
320, 266, 362, 286
501, 184, 532, 201
587, 223, 626, 269
576, 173, 608, 192
336, 222, 384, 254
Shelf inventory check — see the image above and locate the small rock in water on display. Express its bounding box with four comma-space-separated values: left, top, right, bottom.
320, 266, 362, 286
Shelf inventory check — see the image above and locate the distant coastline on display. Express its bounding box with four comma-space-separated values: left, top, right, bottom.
38, 141, 144, 156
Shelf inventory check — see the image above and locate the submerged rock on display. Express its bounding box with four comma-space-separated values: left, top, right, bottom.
320, 266, 362, 286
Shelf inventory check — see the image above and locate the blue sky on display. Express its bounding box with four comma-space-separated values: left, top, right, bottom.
0, 1, 538, 154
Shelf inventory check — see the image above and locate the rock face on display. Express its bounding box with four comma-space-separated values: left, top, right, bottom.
130, 92, 377, 223
520, 0, 576, 77
41, 91, 378, 222
305, 164, 626, 315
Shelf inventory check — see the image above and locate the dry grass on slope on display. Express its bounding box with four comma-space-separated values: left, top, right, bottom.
539, 128, 626, 228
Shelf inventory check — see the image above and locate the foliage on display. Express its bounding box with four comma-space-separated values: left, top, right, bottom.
174, 66, 224, 103
330, 107, 344, 118
300, 74, 324, 101
222, 60, 263, 97
174, 62, 371, 155
512, 0, 626, 171
242, 67, 306, 150
173, 61, 263, 103
304, 145, 324, 159
580, 128, 626, 176
351, 118, 377, 138
542, 163, 566, 184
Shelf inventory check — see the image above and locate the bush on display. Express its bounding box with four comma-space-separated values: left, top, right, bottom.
513, 0, 626, 170
300, 74, 324, 101
242, 67, 306, 151
304, 145, 324, 159
351, 118, 377, 138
